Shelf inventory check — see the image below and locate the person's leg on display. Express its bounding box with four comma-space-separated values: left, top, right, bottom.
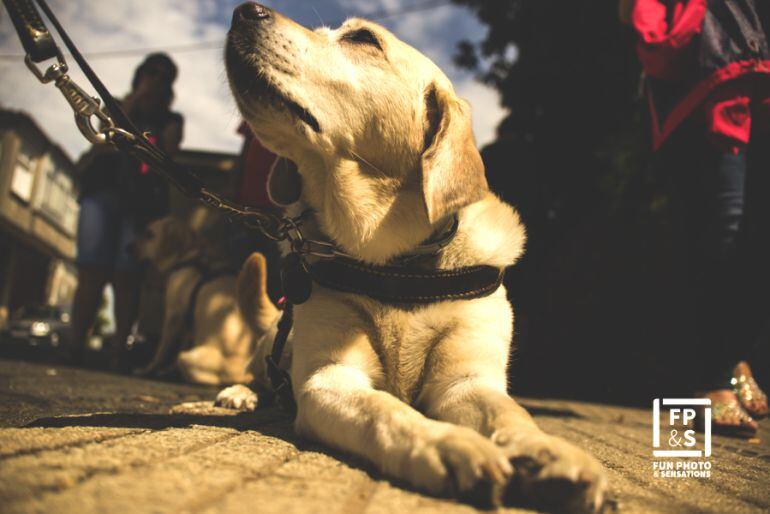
68, 193, 115, 364
111, 271, 143, 371
690, 147, 749, 390
110, 215, 145, 372
673, 132, 759, 435
730, 126, 770, 418
742, 124, 770, 354
69, 267, 110, 364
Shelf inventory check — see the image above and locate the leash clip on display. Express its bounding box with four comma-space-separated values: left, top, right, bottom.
58, 75, 116, 144
24, 49, 66, 83
25, 53, 115, 144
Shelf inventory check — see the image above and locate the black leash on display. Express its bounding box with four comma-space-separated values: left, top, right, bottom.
265, 301, 296, 416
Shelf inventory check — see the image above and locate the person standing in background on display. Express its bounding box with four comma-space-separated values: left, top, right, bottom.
68, 53, 184, 372
622, 0, 769, 436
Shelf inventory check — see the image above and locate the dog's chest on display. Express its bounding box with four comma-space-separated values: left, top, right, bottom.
366, 307, 453, 404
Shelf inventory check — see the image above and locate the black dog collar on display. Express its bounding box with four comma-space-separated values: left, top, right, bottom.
308, 259, 504, 305
280, 214, 504, 306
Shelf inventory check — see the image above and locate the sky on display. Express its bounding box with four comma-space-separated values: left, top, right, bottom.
0, 0, 505, 161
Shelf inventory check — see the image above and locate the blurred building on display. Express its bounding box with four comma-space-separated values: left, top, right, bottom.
0, 107, 240, 337
0, 109, 79, 328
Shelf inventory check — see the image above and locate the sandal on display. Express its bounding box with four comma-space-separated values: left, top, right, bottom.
732, 363, 769, 419
700, 390, 758, 438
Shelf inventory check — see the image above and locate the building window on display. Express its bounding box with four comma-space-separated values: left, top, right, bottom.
10, 150, 35, 203
38, 156, 78, 236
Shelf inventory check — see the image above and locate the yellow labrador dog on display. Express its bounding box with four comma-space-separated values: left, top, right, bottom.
133, 217, 258, 385
220, 2, 606, 510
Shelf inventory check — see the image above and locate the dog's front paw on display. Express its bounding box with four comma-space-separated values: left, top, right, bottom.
494, 430, 607, 513
215, 384, 259, 411
408, 426, 512, 503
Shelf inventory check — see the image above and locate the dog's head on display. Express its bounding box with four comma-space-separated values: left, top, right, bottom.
226, 2, 488, 260
132, 217, 197, 273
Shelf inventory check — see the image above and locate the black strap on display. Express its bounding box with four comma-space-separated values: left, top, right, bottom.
265, 302, 296, 416
1, 0, 57, 62
308, 259, 504, 304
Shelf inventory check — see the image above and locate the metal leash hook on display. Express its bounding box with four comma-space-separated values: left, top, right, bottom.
24, 52, 116, 145
62, 77, 116, 145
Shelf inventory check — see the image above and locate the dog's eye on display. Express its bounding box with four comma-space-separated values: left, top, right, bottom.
342, 29, 382, 50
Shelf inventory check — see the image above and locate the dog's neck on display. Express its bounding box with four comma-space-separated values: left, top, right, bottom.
298, 157, 435, 264
159, 247, 202, 275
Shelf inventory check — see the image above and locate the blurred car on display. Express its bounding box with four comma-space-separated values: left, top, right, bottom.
1, 305, 71, 349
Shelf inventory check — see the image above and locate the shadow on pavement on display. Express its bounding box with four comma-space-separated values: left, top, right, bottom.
517, 403, 586, 419
20, 408, 599, 513
26, 408, 295, 434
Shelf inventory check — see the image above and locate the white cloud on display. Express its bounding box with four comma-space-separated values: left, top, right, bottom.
455, 79, 505, 148
0, 0, 505, 161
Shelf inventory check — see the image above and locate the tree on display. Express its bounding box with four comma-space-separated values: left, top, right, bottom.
453, 0, 646, 230
452, 0, 696, 402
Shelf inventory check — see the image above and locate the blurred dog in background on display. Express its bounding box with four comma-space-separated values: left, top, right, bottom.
132, 216, 269, 385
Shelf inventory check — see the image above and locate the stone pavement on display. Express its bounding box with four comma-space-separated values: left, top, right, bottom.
0, 358, 768, 514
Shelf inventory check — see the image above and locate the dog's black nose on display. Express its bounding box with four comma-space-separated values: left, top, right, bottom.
233, 2, 272, 25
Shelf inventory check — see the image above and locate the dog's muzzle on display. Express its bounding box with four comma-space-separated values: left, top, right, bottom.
227, 2, 321, 133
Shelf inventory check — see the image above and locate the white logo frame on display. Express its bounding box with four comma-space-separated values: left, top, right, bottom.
652, 398, 711, 458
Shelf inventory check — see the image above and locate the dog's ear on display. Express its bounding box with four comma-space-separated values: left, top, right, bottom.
267, 158, 301, 206
421, 84, 488, 223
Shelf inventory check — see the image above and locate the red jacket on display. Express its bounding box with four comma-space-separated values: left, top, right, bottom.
632, 0, 770, 152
